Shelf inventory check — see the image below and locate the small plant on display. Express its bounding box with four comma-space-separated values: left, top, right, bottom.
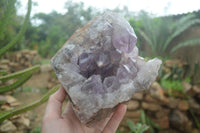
160, 79, 184, 93
127, 120, 149, 133
140, 110, 161, 133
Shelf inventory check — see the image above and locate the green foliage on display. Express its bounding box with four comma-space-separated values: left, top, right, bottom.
164, 66, 185, 81
40, 59, 50, 65
137, 11, 200, 57
0, 65, 40, 93
0, 0, 18, 49
127, 120, 149, 133
189, 109, 200, 129
0, 85, 60, 123
0, 72, 32, 93
0, 65, 40, 82
129, 18, 144, 55
140, 110, 146, 124
0, 0, 61, 124
26, 1, 99, 57
140, 110, 161, 133
0, 0, 32, 57
0, 0, 16, 40
160, 79, 183, 93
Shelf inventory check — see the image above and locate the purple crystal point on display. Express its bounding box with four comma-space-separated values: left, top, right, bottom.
95, 52, 110, 68
103, 76, 119, 93
109, 50, 121, 64
81, 75, 104, 94
116, 65, 132, 83
78, 53, 96, 71
127, 57, 138, 79
112, 26, 137, 53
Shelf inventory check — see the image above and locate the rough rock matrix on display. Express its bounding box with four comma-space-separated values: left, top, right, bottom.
51, 12, 162, 126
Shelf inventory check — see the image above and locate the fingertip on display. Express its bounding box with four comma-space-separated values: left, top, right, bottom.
51, 86, 66, 102
114, 103, 127, 120
117, 103, 127, 113
44, 86, 67, 120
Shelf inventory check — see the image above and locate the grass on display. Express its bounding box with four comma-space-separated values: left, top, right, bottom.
127, 120, 149, 133
40, 59, 50, 65
160, 79, 184, 96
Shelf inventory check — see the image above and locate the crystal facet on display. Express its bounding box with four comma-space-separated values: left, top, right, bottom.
51, 12, 162, 126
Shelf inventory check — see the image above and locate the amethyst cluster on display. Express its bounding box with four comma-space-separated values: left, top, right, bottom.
51, 12, 162, 126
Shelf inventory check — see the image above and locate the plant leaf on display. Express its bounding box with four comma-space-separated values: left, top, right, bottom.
136, 123, 149, 133
127, 120, 136, 132
0, 65, 40, 82
163, 18, 200, 51
0, 85, 60, 123
0, 72, 32, 93
171, 15, 195, 31
146, 118, 155, 133
170, 38, 200, 53
138, 29, 155, 53
147, 117, 161, 130
140, 110, 146, 124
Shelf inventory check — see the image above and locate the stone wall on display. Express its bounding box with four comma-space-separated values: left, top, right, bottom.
0, 49, 40, 73
119, 82, 200, 133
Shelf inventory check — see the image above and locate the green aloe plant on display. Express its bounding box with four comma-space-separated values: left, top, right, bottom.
138, 11, 200, 57
0, 0, 59, 123
127, 120, 149, 133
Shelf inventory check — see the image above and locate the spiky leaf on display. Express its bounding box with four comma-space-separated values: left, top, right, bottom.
0, 85, 60, 123
171, 38, 200, 53
140, 110, 146, 124
0, 72, 32, 93
0, 65, 40, 82
163, 19, 200, 51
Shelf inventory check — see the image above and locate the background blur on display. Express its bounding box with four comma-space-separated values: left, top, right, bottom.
0, 0, 200, 133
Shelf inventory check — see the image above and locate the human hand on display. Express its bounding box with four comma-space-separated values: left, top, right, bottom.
42, 86, 127, 133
